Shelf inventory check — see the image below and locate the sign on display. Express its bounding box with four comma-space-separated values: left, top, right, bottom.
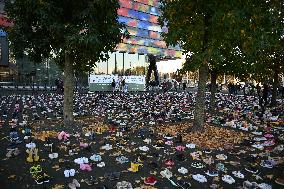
89, 74, 146, 91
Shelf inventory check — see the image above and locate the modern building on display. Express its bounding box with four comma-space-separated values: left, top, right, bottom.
0, 0, 184, 86
95, 0, 184, 83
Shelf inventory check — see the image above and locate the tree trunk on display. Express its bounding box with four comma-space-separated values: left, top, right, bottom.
63, 53, 74, 126
209, 71, 217, 113
193, 64, 208, 132
191, 13, 210, 132
271, 69, 279, 106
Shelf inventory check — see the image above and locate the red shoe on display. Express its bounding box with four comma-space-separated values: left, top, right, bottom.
144, 176, 157, 185
165, 159, 174, 168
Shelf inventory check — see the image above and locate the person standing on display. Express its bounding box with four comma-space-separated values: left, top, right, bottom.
111, 79, 116, 92
121, 79, 125, 92
263, 83, 269, 106
183, 82, 186, 90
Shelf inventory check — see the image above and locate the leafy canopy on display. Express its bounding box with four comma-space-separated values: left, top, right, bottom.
158, 0, 273, 78
5, 0, 126, 72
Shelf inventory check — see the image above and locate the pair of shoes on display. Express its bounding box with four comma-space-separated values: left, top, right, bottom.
144, 176, 157, 185
90, 154, 102, 162
160, 168, 173, 178
48, 153, 58, 159
26, 148, 39, 162
128, 162, 143, 172
232, 171, 244, 179
104, 172, 120, 181
68, 179, 80, 189
192, 174, 207, 183
6, 148, 20, 158
64, 169, 76, 177
32, 172, 50, 184
80, 164, 92, 171
116, 156, 129, 164
222, 175, 235, 184
116, 181, 133, 189
84, 176, 98, 186
74, 157, 88, 164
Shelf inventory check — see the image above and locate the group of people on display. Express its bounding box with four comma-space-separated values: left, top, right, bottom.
111, 78, 127, 92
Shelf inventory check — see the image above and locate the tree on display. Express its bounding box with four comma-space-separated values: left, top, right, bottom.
159, 0, 255, 131
248, 1, 284, 106
5, 0, 126, 126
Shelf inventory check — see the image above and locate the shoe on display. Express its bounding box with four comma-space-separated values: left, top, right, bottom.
245, 166, 258, 174
144, 176, 157, 185
97, 162, 105, 167
258, 183, 272, 189
26, 142, 36, 149
90, 154, 102, 162
205, 170, 218, 177
84, 176, 98, 185
175, 145, 186, 151
216, 154, 227, 160
191, 162, 205, 169
128, 162, 142, 172
178, 167, 188, 174
34, 175, 44, 185
68, 183, 76, 189
275, 172, 284, 186
243, 180, 259, 189
116, 181, 132, 189
73, 179, 80, 187
48, 153, 58, 159
222, 175, 235, 184
165, 159, 174, 168
26, 149, 33, 163
192, 174, 207, 183
232, 171, 244, 179
139, 146, 149, 152
33, 148, 39, 162
30, 165, 42, 174
64, 170, 70, 178
260, 160, 273, 168
43, 173, 50, 183
160, 168, 173, 178
252, 144, 264, 150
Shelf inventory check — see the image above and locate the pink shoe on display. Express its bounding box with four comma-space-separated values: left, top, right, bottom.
176, 145, 186, 151
264, 134, 274, 138
80, 142, 89, 148
58, 131, 65, 140
80, 164, 92, 171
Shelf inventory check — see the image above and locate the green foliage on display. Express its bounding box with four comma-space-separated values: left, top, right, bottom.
5, 0, 126, 73
159, 0, 280, 80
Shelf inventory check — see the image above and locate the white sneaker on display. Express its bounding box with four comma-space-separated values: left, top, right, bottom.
26, 142, 36, 149
139, 146, 149, 152
178, 167, 188, 174
192, 174, 207, 183
222, 175, 235, 184
232, 171, 244, 179
251, 144, 264, 150
97, 162, 105, 167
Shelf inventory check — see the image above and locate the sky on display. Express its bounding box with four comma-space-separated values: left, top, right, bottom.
95, 52, 185, 74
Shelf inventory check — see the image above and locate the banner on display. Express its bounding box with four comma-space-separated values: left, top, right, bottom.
89, 75, 146, 85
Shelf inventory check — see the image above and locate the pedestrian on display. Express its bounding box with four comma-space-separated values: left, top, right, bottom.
111, 79, 115, 92
263, 83, 269, 106
121, 79, 125, 92
183, 82, 186, 90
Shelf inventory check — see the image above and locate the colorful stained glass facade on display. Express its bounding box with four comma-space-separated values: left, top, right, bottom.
117, 0, 182, 58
